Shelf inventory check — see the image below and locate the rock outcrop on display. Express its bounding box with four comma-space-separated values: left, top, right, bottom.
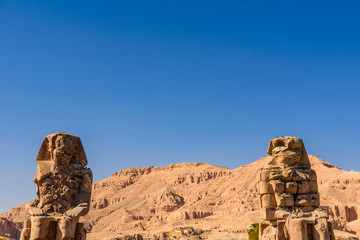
0, 217, 21, 239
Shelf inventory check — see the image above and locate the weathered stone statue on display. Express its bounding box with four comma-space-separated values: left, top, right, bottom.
257, 136, 334, 240
20, 132, 93, 240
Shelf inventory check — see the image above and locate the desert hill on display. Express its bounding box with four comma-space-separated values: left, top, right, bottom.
2, 155, 360, 239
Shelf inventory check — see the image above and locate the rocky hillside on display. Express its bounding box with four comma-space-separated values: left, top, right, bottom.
0, 218, 21, 240
2, 155, 360, 239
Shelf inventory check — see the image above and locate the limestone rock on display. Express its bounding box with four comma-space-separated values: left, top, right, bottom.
0, 217, 21, 239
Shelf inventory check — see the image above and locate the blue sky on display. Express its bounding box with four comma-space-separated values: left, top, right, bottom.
0, 1, 359, 212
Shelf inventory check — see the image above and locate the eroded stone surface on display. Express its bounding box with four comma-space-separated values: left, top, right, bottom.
258, 136, 334, 240
20, 132, 93, 240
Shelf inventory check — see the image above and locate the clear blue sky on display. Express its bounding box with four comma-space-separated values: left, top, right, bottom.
1, 1, 359, 212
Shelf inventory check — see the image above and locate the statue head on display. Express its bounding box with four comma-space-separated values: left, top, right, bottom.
35, 132, 87, 181
265, 136, 310, 168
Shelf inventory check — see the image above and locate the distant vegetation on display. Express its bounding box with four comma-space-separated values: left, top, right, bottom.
248, 223, 259, 240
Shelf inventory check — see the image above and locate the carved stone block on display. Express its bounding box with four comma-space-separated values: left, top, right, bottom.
261, 194, 276, 208
269, 180, 285, 193
280, 168, 293, 181
261, 224, 277, 240
258, 181, 274, 194
308, 169, 317, 181
269, 170, 282, 180
309, 193, 320, 207
260, 207, 276, 220
275, 193, 294, 207
294, 170, 307, 181
261, 169, 270, 181
295, 194, 310, 207
285, 181, 298, 194
298, 181, 311, 194
276, 220, 286, 240
309, 181, 318, 193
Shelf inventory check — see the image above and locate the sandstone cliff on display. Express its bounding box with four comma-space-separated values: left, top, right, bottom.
0, 217, 21, 239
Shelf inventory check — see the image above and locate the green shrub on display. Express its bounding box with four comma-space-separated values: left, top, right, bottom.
248, 223, 259, 240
